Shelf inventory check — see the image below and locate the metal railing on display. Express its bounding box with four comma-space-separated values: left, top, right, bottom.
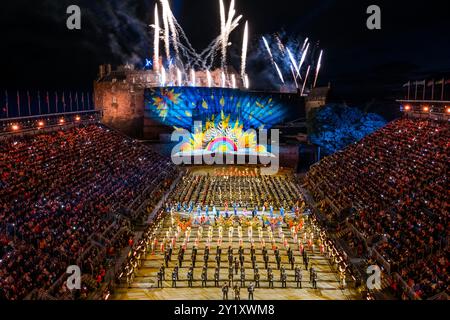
392, 273, 420, 300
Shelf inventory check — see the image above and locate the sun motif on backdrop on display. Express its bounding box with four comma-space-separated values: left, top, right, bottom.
179, 111, 267, 155
152, 89, 182, 119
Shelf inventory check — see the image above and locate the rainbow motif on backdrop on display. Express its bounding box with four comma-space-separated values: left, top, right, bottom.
176, 111, 272, 156
207, 137, 238, 153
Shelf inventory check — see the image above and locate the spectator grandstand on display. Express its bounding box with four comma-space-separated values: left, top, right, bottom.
305, 117, 449, 299
0, 124, 177, 299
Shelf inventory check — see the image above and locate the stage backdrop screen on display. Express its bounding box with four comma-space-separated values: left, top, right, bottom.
144, 87, 304, 157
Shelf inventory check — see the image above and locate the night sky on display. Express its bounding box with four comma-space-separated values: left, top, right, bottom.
1, 0, 449, 107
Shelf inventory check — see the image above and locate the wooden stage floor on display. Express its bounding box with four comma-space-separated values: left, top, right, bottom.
112, 219, 360, 300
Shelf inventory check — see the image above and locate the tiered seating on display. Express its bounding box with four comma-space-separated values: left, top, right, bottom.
0, 124, 177, 300
400, 249, 449, 299
305, 118, 449, 299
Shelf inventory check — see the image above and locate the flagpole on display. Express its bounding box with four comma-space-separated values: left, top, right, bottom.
4, 90, 8, 118
5, 90, 8, 118
407, 81, 410, 100
46, 91, 50, 114
55, 92, 58, 113
27, 91, 31, 116
17, 91, 21, 117
37, 91, 41, 115
423, 80, 426, 100
69, 92, 73, 112
431, 79, 435, 100
415, 82, 418, 100
62, 91, 66, 113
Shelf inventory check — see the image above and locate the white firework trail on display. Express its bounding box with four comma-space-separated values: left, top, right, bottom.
290, 65, 298, 89
244, 74, 249, 89
225, 0, 237, 38
298, 42, 309, 72
301, 37, 309, 51
274, 62, 285, 84
263, 36, 284, 84
171, 4, 214, 66
158, 1, 195, 69
177, 68, 182, 86
164, 0, 181, 64
173, 20, 202, 62
150, 0, 250, 86
178, 41, 204, 68
207, 70, 213, 87
287, 48, 300, 78
161, 66, 167, 86
153, 4, 160, 72
231, 74, 236, 88
161, 1, 171, 64
193, 35, 223, 70
225, 0, 236, 32
221, 71, 227, 88
241, 21, 249, 78
191, 69, 196, 86
219, 0, 226, 68
313, 50, 323, 88
161, 0, 241, 71
301, 65, 311, 95
275, 35, 286, 54
220, 0, 242, 70
262, 36, 274, 60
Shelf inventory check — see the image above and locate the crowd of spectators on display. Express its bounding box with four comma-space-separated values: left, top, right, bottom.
0, 124, 177, 300
337, 229, 367, 258
399, 249, 449, 299
305, 118, 449, 299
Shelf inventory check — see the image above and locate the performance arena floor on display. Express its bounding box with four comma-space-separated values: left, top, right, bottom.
112, 230, 361, 300
112, 256, 360, 300
112, 166, 361, 300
